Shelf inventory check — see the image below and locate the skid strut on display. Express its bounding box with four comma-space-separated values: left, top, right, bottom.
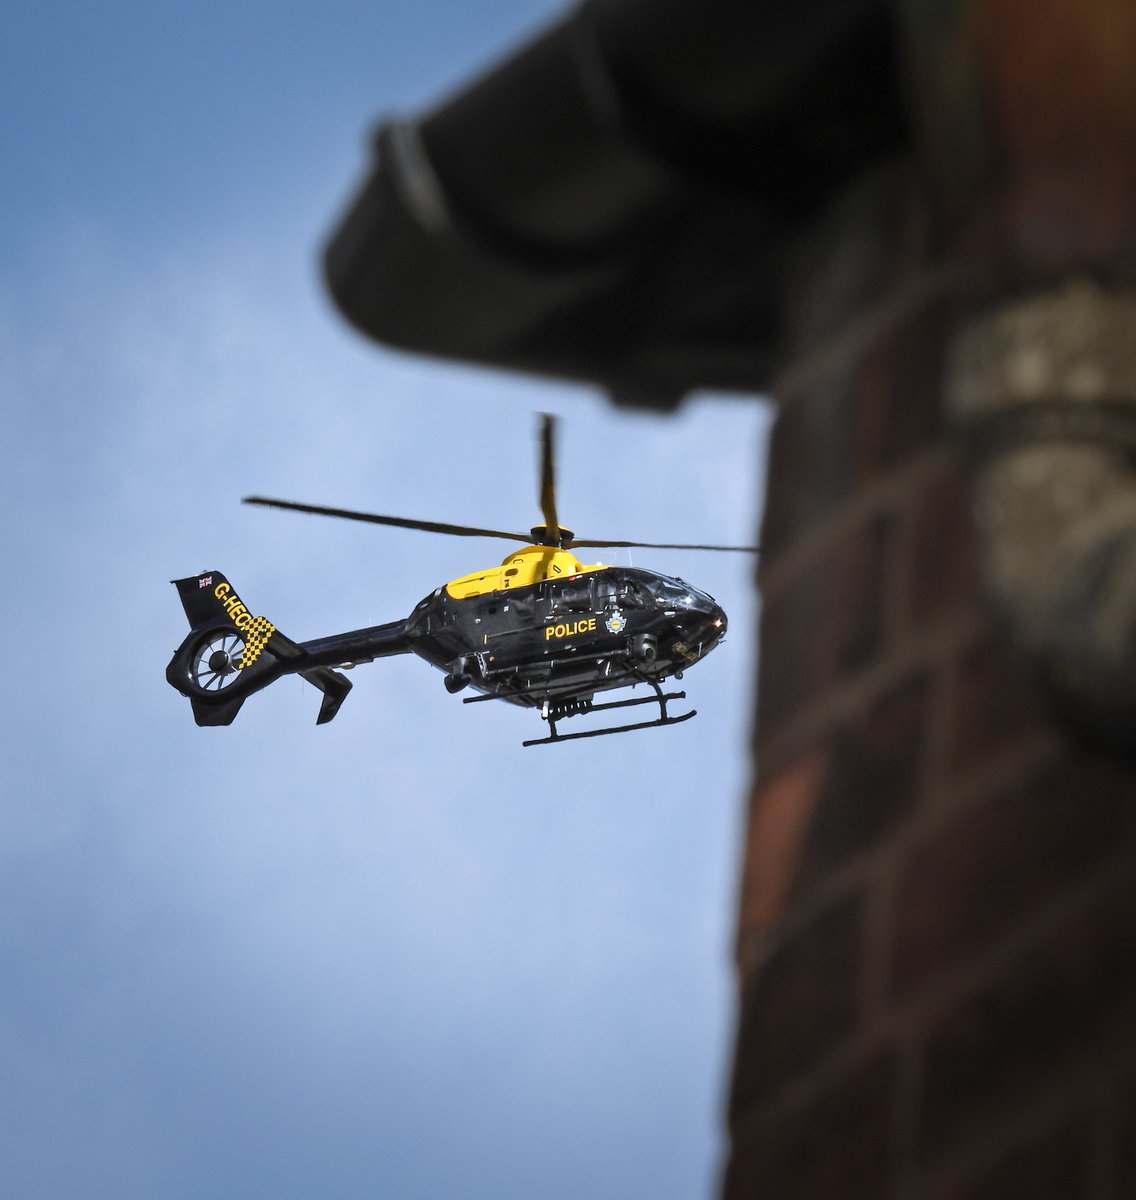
522, 678, 696, 747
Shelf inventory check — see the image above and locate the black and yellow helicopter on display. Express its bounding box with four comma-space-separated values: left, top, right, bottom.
166, 416, 757, 746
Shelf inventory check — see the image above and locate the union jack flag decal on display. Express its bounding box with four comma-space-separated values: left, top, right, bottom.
198, 575, 213, 588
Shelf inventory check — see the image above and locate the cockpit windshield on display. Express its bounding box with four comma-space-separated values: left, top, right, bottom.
655, 579, 697, 607
614, 569, 708, 610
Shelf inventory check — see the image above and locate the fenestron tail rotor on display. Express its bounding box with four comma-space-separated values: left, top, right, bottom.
244, 412, 760, 554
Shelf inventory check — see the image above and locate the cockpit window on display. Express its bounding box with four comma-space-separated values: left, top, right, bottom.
657, 580, 695, 606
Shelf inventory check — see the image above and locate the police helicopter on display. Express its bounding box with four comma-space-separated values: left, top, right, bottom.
166, 416, 757, 746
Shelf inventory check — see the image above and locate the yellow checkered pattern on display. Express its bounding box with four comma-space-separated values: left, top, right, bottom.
238, 616, 276, 670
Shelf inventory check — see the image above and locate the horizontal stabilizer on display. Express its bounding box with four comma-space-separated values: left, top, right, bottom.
301, 667, 353, 725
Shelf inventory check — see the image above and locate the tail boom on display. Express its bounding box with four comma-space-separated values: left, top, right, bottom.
167, 571, 410, 726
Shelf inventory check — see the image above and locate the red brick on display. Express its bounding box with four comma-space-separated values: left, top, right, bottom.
947, 636, 1052, 772
907, 461, 984, 629
792, 672, 929, 895
853, 299, 947, 484
916, 870, 1136, 1162
892, 753, 1135, 997
760, 377, 855, 561
738, 750, 830, 941
741, 675, 927, 954
724, 1052, 895, 1200
730, 894, 865, 1117
757, 512, 892, 739
972, 0, 1136, 272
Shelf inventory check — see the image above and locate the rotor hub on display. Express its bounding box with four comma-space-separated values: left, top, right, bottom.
208, 649, 235, 675
530, 525, 574, 548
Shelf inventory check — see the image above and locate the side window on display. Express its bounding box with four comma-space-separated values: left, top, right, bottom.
593, 575, 619, 608
506, 593, 533, 621
619, 580, 646, 609
554, 579, 593, 613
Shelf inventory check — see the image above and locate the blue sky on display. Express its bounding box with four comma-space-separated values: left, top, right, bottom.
1, 3, 771, 1197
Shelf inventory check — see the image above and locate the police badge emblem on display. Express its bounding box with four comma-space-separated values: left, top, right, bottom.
605, 609, 627, 634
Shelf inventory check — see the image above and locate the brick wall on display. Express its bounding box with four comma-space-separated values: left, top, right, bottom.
722, 168, 1136, 1198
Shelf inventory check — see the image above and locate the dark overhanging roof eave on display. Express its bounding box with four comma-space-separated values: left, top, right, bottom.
323, 0, 908, 406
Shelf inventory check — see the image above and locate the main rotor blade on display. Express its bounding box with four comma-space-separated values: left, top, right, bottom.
538, 413, 560, 545
570, 537, 761, 553
243, 496, 534, 543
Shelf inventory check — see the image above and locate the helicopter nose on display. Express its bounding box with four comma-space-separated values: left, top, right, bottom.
709, 606, 727, 637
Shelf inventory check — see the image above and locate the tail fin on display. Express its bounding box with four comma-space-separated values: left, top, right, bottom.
189, 693, 249, 727
168, 571, 352, 724
173, 571, 238, 628
173, 570, 299, 668
173, 571, 283, 648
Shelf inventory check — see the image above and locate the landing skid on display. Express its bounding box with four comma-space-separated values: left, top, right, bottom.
522, 680, 696, 748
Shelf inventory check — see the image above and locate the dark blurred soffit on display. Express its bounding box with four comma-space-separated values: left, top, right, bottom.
323, 0, 907, 409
